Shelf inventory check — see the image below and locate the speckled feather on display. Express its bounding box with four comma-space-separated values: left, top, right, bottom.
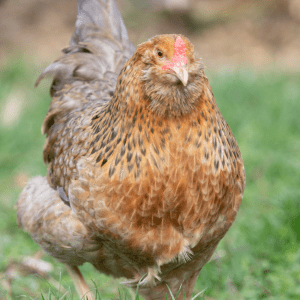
16, 0, 245, 299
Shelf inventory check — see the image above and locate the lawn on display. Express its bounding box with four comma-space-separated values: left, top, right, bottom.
0, 60, 299, 299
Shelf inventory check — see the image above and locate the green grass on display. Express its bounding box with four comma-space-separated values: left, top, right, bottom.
1, 60, 300, 299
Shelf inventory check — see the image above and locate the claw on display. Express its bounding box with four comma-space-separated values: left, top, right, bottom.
121, 267, 161, 287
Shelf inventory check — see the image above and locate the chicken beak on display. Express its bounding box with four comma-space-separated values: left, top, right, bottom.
172, 65, 188, 86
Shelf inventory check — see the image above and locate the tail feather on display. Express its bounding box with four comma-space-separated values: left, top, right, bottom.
36, 0, 135, 94
73, 0, 131, 47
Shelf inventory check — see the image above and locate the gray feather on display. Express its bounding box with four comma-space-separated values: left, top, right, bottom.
36, 0, 135, 92
73, 0, 131, 46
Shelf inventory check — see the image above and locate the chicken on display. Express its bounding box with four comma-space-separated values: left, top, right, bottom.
16, 0, 246, 299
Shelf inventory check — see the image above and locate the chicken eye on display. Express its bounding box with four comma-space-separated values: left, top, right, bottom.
157, 50, 164, 58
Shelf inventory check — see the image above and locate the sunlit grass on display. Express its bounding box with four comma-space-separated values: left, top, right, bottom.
1, 61, 299, 299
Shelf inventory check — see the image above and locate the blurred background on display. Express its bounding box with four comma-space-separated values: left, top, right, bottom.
1, 0, 300, 70
1, 0, 300, 299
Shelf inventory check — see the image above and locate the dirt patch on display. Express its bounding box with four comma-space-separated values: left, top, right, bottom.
1, 0, 299, 72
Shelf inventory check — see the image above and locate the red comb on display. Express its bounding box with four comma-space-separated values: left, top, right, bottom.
162, 36, 187, 71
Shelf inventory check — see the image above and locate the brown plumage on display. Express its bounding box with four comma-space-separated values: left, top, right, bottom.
16, 0, 245, 299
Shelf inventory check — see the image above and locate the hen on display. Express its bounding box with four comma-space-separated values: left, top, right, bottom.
16, 0, 246, 299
